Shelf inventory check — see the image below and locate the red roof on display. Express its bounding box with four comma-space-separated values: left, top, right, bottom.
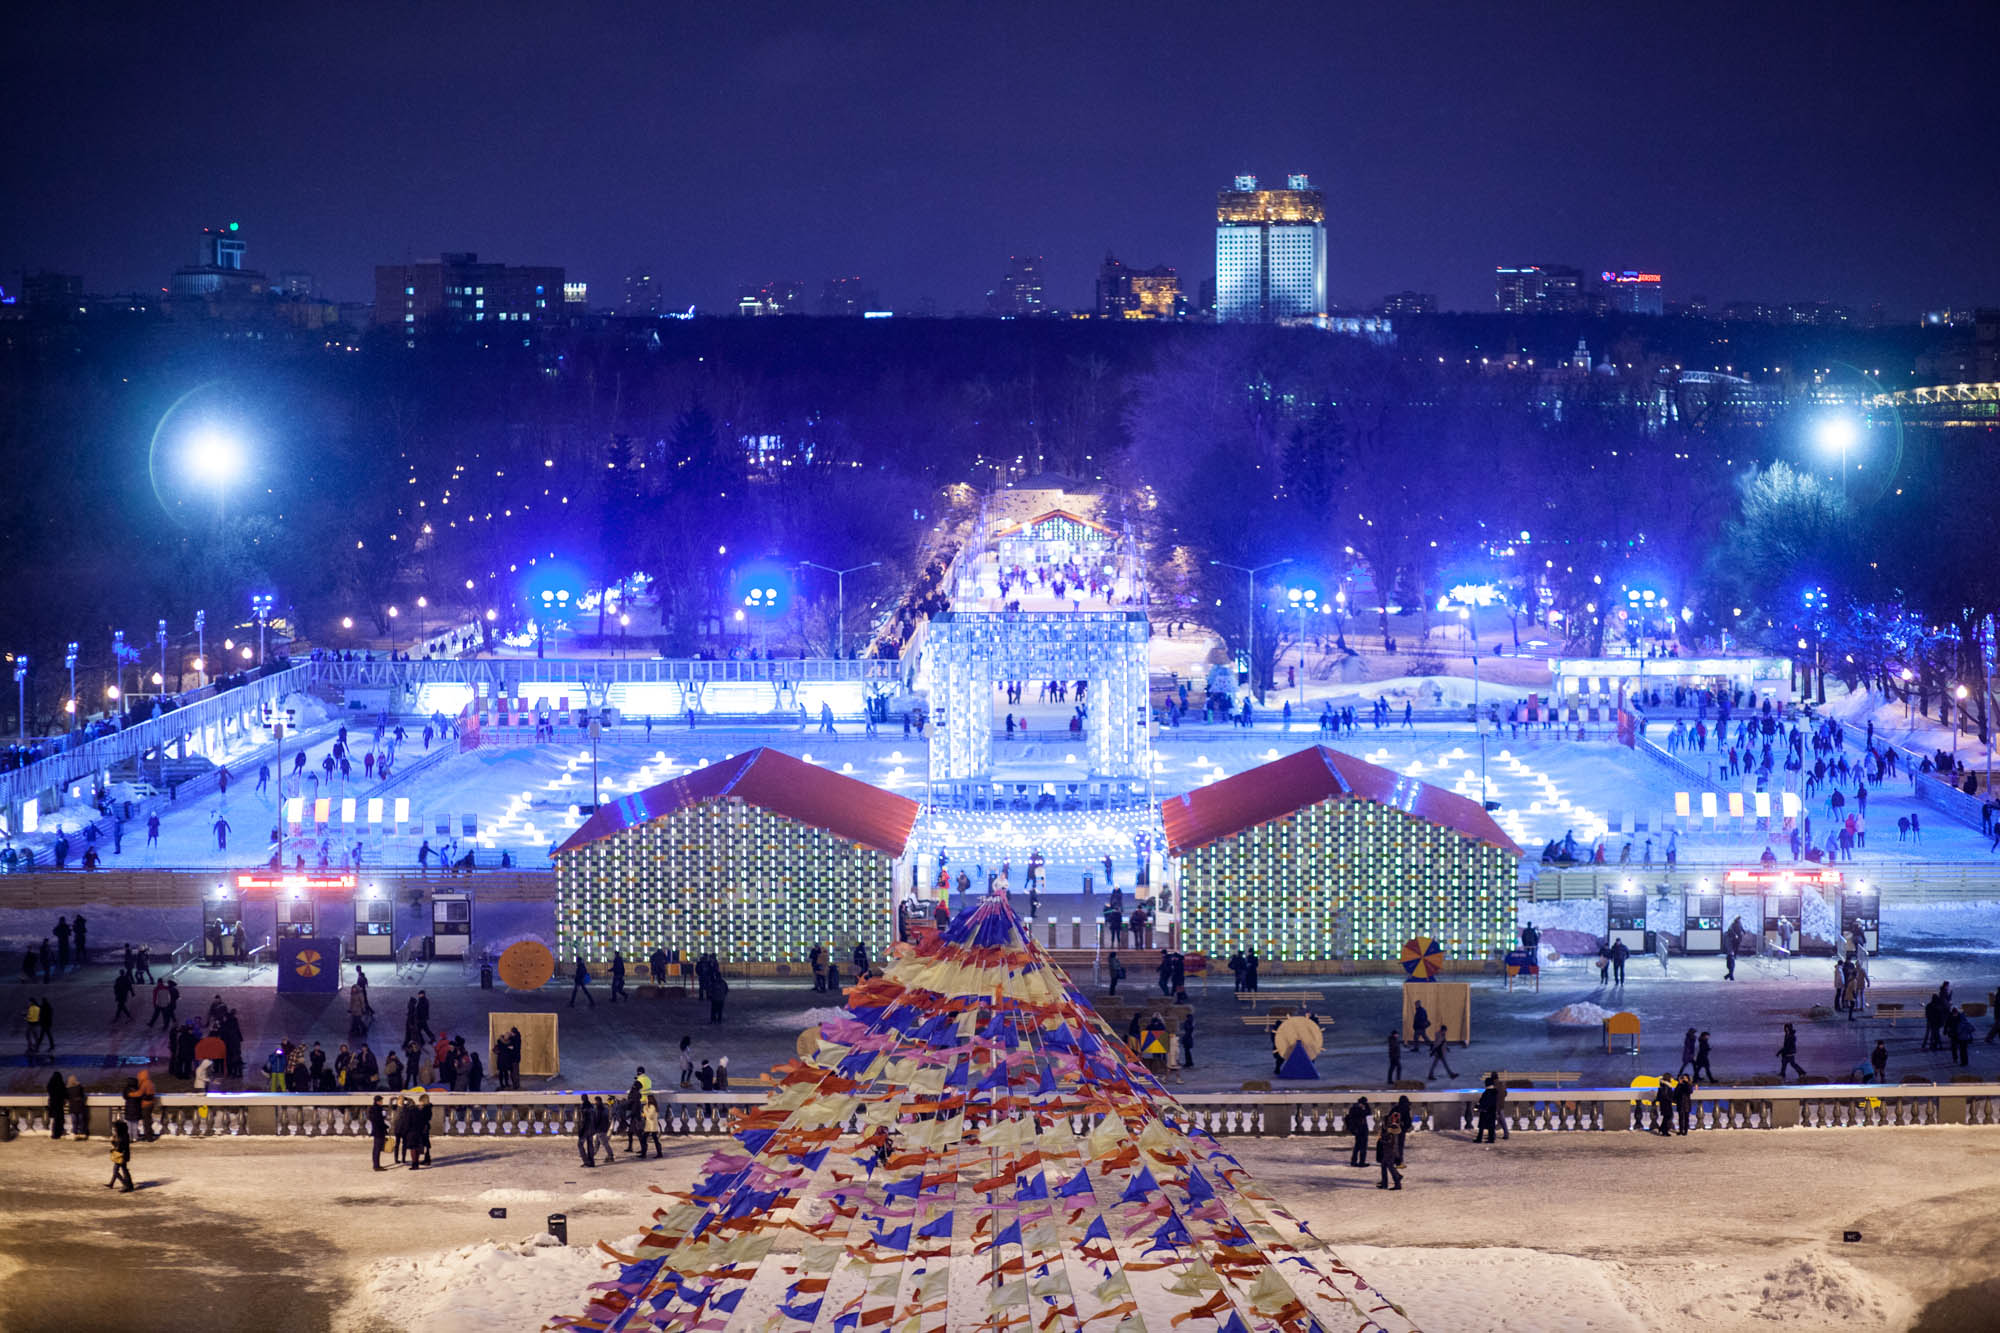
1160, 745, 1522, 857
554, 747, 919, 857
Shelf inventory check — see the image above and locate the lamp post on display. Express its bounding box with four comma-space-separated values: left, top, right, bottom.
536, 589, 571, 658
112, 631, 126, 714
194, 611, 207, 688
1210, 557, 1291, 703
1817, 417, 1857, 502
251, 593, 274, 665
1953, 684, 1969, 767
156, 620, 168, 697
415, 596, 428, 654
64, 643, 77, 735
1285, 587, 1321, 705
803, 561, 881, 659
387, 605, 400, 656
12, 654, 26, 744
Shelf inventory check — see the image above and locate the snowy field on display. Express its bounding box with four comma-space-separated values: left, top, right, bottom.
0, 1130, 1993, 1331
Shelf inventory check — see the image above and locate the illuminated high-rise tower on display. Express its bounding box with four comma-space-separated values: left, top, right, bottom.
1214, 173, 1325, 322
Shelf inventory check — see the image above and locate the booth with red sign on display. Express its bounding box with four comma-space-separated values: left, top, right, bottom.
1723, 867, 1840, 956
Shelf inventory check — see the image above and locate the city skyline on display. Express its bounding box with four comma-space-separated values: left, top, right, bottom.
6, 4, 1998, 317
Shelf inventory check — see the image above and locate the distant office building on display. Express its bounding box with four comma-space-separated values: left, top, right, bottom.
989, 254, 1045, 316
1215, 173, 1325, 322
625, 270, 660, 316
1493, 264, 1586, 314
563, 281, 589, 308
277, 271, 315, 299
1381, 290, 1435, 316
19, 271, 83, 318
1096, 253, 1182, 319
737, 279, 806, 316
171, 222, 266, 300
372, 253, 565, 332
1602, 270, 1664, 316
819, 275, 878, 317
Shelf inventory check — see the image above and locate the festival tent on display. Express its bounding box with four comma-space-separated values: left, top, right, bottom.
553, 893, 1421, 1333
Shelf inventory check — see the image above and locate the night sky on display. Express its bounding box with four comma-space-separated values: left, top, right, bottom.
8, 2, 1997, 316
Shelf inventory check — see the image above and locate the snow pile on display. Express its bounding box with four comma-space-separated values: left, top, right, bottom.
473, 1187, 553, 1204
576, 1188, 625, 1202
338, 1230, 645, 1333
1745, 1254, 1896, 1324
1800, 888, 1838, 941
1547, 1002, 1616, 1026
754, 1005, 848, 1032
1340, 1246, 1644, 1333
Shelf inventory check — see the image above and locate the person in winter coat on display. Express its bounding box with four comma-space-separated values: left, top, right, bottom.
405, 1095, 430, 1170
1475, 1077, 1501, 1144
1385, 1028, 1403, 1084
1177, 1011, 1195, 1068
1673, 1073, 1695, 1135
45, 1070, 67, 1138
1777, 1023, 1806, 1080
107, 1118, 134, 1192
1693, 1031, 1715, 1081
695, 1059, 715, 1091
1869, 1040, 1889, 1084
591, 1096, 615, 1166
1375, 1109, 1405, 1190
1106, 952, 1125, 996
577, 1095, 598, 1166
1408, 1002, 1430, 1051
569, 957, 594, 1008
1653, 1076, 1676, 1136
1677, 1028, 1698, 1077
639, 1095, 665, 1157
1344, 1098, 1372, 1166
678, 1035, 695, 1089
1610, 939, 1630, 984
66, 1075, 89, 1140
368, 1095, 389, 1171
1426, 1025, 1457, 1080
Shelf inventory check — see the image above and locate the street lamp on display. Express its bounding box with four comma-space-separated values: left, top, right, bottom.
387, 605, 400, 656
186, 427, 245, 520
535, 589, 571, 658
1285, 586, 1321, 705
1953, 684, 1969, 766
12, 654, 27, 744
112, 631, 126, 710
416, 595, 428, 652
802, 561, 880, 659
251, 593, 274, 665
194, 610, 207, 687
156, 620, 168, 696
1816, 416, 1858, 501
64, 642, 77, 734
1210, 557, 1291, 702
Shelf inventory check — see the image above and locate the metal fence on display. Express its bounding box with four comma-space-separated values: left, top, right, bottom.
1523, 859, 2000, 903
5, 1083, 1995, 1142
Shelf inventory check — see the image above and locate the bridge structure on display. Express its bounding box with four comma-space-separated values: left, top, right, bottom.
0, 655, 902, 834
1867, 381, 2000, 428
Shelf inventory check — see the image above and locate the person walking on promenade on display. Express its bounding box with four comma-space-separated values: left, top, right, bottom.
569, 956, 595, 1008
1777, 1023, 1806, 1080
368, 1095, 389, 1170
1376, 1108, 1404, 1190
1344, 1098, 1371, 1166
1385, 1028, 1403, 1084
1427, 1025, 1457, 1080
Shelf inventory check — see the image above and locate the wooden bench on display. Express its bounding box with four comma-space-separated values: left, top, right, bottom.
1234, 989, 1325, 1011
1240, 1015, 1333, 1033
1495, 1070, 1580, 1087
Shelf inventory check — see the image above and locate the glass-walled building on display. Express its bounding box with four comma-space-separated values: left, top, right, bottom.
1215, 173, 1326, 323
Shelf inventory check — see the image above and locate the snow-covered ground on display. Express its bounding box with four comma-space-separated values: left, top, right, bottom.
1, 1130, 1991, 1331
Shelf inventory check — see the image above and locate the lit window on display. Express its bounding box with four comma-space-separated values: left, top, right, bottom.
405, 286, 414, 296
404, 314, 414, 323
475, 299, 484, 308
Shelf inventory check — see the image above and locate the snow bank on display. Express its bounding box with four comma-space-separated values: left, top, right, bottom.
338, 1230, 645, 1333
1337, 1244, 1907, 1332
1547, 1002, 1616, 1026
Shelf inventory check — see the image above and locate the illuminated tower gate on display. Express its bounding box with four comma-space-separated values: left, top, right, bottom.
925, 610, 1152, 809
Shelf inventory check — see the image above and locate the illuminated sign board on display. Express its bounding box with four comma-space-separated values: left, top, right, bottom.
235, 872, 359, 893
1722, 868, 1842, 888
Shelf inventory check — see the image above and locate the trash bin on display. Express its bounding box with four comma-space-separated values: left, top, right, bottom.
480, 959, 494, 990
1082, 873, 1094, 896
547, 1212, 568, 1245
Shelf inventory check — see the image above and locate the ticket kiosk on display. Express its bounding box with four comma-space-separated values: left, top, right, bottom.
1682, 884, 1724, 954
1839, 881, 1879, 954
1605, 886, 1648, 954
354, 885, 395, 960
1724, 867, 1839, 956
431, 891, 473, 960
